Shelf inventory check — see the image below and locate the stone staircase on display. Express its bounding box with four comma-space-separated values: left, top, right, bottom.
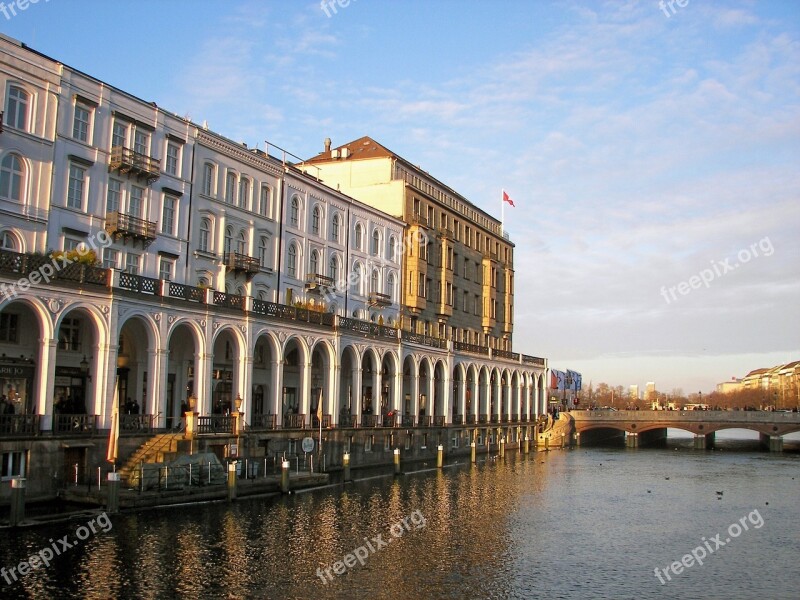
118, 433, 187, 484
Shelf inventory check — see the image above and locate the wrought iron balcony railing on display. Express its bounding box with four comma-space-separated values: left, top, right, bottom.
368, 291, 391, 307
109, 145, 160, 183
223, 252, 260, 278
305, 272, 334, 292
105, 211, 157, 247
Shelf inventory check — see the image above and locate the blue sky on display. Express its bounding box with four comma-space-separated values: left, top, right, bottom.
4, 0, 799, 394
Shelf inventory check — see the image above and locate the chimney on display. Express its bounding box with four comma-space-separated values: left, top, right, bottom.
324, 137, 331, 153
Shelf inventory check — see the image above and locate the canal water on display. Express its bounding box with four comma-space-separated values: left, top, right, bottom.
1, 431, 799, 599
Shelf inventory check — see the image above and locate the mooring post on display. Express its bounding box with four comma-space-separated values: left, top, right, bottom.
9, 477, 25, 526
281, 460, 290, 493
227, 462, 237, 501
343, 452, 351, 482
107, 472, 120, 514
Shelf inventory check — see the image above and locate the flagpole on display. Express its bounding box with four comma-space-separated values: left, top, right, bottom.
501, 189, 505, 234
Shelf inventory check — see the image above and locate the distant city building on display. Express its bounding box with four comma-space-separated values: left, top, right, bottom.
716, 378, 742, 394
629, 384, 639, 401
645, 382, 656, 402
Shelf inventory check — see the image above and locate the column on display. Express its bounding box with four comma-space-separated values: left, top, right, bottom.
37, 337, 58, 430
351, 364, 362, 420
329, 363, 339, 426
442, 368, 452, 424
272, 358, 284, 426
154, 348, 170, 428
300, 360, 312, 426
198, 352, 213, 415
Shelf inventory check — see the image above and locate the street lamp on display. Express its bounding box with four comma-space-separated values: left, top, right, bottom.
79, 355, 91, 381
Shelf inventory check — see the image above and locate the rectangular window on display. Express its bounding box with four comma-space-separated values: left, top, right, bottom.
202, 164, 214, 196
106, 179, 122, 213
73, 105, 91, 142
259, 185, 271, 217
165, 142, 180, 176
159, 257, 174, 281
1, 451, 26, 480
365, 435, 373, 453
125, 253, 141, 275
112, 121, 128, 148
64, 237, 83, 253
58, 317, 81, 351
0, 313, 19, 343
161, 196, 176, 235
67, 165, 85, 209
133, 130, 149, 155
129, 186, 144, 219
238, 178, 249, 209
103, 248, 120, 270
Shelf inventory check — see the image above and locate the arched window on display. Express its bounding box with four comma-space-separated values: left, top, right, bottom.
354, 223, 362, 250
310, 249, 319, 275
371, 230, 380, 255
258, 236, 269, 268
237, 230, 247, 254
1, 230, 19, 251
328, 256, 339, 282
224, 226, 233, 255
388, 236, 397, 262
4, 86, 30, 131
352, 262, 364, 295
331, 213, 340, 243
0, 154, 24, 202
238, 177, 249, 209
287, 244, 297, 278
371, 268, 379, 293
225, 172, 236, 204
312, 205, 321, 236
199, 218, 211, 252
387, 272, 395, 301
290, 196, 300, 227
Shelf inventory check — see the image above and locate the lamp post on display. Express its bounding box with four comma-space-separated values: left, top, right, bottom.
80, 355, 91, 380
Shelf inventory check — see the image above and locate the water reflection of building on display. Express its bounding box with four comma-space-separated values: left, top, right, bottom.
0, 35, 547, 500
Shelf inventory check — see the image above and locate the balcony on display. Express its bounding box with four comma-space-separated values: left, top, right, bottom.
305, 272, 334, 294
410, 213, 429, 228
105, 211, 157, 248
109, 146, 160, 184
437, 226, 453, 240
223, 252, 260, 280
368, 291, 392, 307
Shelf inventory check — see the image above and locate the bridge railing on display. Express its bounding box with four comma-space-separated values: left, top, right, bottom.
572, 409, 800, 423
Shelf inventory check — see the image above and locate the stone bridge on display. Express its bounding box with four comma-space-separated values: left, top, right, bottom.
569, 410, 800, 451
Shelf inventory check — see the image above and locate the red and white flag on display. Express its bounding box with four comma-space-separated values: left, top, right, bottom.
502, 190, 515, 207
